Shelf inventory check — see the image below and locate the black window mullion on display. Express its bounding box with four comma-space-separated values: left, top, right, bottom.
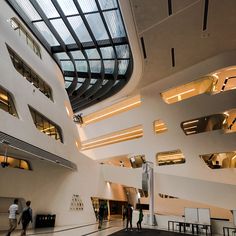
51, 0, 89, 96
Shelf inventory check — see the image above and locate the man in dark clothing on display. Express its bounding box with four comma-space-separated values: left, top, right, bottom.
98, 203, 105, 229
18, 201, 33, 236
125, 204, 133, 231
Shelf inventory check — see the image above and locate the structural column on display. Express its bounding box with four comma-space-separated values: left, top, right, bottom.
142, 161, 156, 225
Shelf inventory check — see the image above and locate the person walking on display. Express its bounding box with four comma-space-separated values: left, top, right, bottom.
18, 201, 33, 236
136, 208, 144, 231
125, 204, 133, 231
98, 203, 105, 229
6, 199, 19, 236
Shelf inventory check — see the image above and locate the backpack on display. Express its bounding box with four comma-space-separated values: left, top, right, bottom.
22, 208, 31, 223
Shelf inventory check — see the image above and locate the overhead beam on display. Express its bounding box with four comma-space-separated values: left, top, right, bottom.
63, 71, 126, 80
51, 37, 128, 53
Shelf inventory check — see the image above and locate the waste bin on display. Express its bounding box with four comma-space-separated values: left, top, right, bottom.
35, 214, 56, 228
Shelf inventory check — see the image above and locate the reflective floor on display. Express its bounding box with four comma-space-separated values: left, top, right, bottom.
0, 220, 127, 236
0, 221, 221, 236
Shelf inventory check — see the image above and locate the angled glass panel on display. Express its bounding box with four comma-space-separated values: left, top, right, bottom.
90, 79, 97, 84
65, 77, 73, 82
15, 0, 41, 21
102, 80, 108, 85
61, 61, 74, 71
76, 0, 98, 13
103, 10, 126, 38
55, 52, 70, 60
67, 16, 92, 42
85, 13, 109, 41
104, 60, 115, 74
114, 80, 119, 85
75, 61, 88, 72
76, 83, 83, 90
100, 47, 115, 59
57, 0, 78, 16
89, 61, 101, 73
116, 45, 130, 58
85, 49, 100, 59
65, 78, 73, 89
33, 21, 59, 46
35, 0, 59, 18
50, 19, 75, 44
118, 60, 129, 75
88, 84, 93, 89
98, 0, 117, 10
78, 78, 86, 83
71, 51, 85, 60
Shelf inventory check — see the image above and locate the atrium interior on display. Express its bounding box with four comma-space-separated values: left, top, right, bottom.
0, 0, 236, 235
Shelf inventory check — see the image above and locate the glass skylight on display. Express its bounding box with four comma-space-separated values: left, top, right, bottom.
57, 0, 78, 16
7, 0, 131, 111
35, 0, 59, 18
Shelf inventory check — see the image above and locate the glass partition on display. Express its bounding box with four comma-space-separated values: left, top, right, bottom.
156, 149, 185, 166
9, 17, 41, 58
200, 151, 236, 169
7, 46, 53, 100
29, 106, 63, 143
0, 86, 18, 117
0, 155, 31, 170
181, 113, 230, 135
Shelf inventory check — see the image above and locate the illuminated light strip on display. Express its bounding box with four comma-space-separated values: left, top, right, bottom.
183, 126, 197, 130
40, 126, 55, 132
0, 99, 9, 106
82, 128, 143, 146
81, 133, 143, 150
82, 133, 143, 150
159, 153, 183, 158
212, 73, 219, 79
166, 88, 195, 100
186, 130, 197, 135
155, 123, 165, 127
155, 127, 167, 132
0, 94, 8, 101
84, 100, 141, 124
232, 154, 236, 160
183, 119, 199, 125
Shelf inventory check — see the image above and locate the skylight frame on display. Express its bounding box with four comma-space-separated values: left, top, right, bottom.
6, 0, 132, 112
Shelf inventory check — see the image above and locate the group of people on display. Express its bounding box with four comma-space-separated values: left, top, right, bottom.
97, 202, 144, 232
6, 199, 33, 236
123, 204, 144, 232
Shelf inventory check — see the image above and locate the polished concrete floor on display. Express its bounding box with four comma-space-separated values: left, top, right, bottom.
0, 220, 125, 236
0, 220, 220, 236
0, 220, 165, 236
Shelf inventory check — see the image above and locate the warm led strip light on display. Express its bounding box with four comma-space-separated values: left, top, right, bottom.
154, 120, 168, 133
81, 126, 143, 150
83, 95, 141, 125
166, 88, 195, 100
183, 119, 199, 125
183, 125, 197, 130
156, 127, 167, 131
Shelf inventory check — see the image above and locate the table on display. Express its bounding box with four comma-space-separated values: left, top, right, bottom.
223, 226, 236, 236
168, 220, 212, 235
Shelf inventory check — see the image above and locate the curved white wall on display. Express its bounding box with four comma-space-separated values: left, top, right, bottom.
80, 50, 236, 210
0, 1, 127, 229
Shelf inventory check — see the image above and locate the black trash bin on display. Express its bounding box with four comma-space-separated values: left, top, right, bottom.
35, 214, 56, 228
